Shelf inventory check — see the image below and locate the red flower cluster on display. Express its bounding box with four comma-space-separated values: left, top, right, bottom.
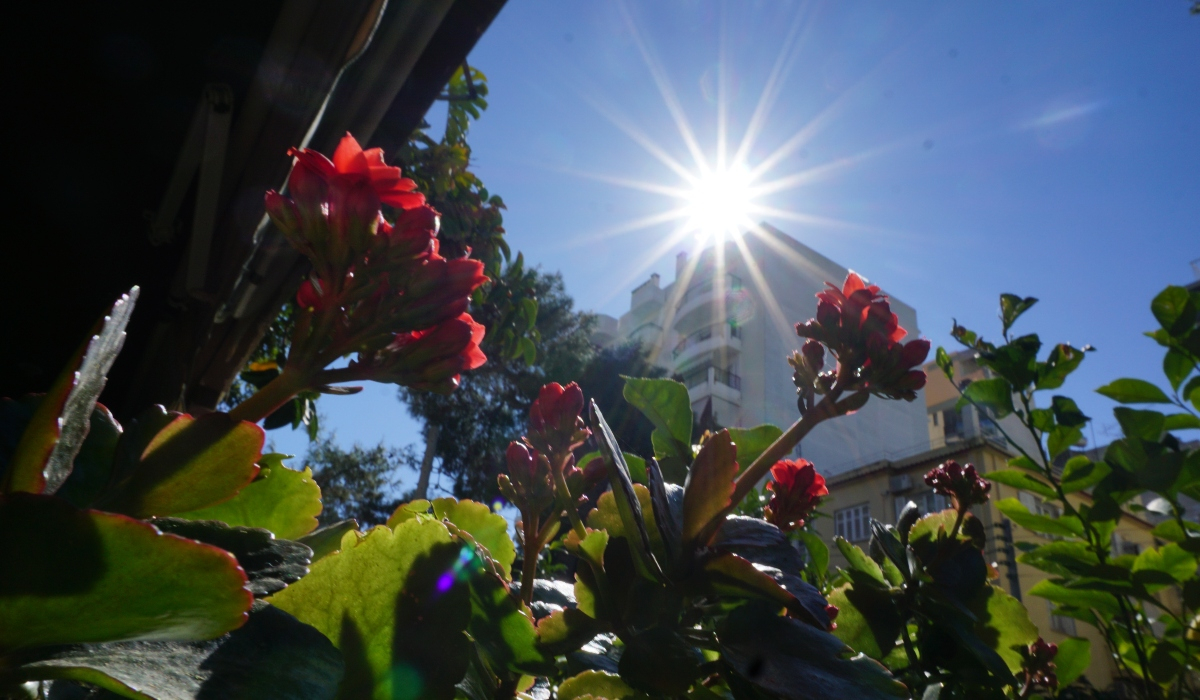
265, 134, 488, 393
794, 272, 930, 401
498, 441, 555, 516
526, 382, 590, 466
924, 460, 991, 511
764, 459, 828, 532
1021, 638, 1059, 692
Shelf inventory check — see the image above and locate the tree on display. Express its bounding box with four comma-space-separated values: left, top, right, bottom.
304, 433, 417, 527
573, 340, 667, 457
401, 270, 597, 500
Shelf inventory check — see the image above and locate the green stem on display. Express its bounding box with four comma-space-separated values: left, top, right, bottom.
554, 467, 588, 541
728, 391, 845, 509
227, 368, 310, 423
520, 514, 540, 607
948, 508, 967, 542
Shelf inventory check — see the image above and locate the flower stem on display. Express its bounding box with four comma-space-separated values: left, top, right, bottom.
520, 514, 540, 606
728, 392, 845, 510
554, 467, 588, 541
228, 368, 310, 423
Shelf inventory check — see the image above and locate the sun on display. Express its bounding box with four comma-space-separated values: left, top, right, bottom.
682, 164, 758, 243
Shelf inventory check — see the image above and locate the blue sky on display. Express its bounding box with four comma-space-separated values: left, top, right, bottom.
270, 1, 1199, 483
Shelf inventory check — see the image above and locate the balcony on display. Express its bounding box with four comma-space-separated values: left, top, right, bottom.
674, 274, 744, 330
681, 364, 742, 405
673, 324, 742, 366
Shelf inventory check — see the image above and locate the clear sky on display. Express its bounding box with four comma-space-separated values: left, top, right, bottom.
270, 1, 1199, 484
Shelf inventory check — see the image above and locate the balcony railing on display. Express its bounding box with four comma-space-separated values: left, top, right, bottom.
681, 365, 741, 391
673, 324, 742, 357
678, 274, 743, 307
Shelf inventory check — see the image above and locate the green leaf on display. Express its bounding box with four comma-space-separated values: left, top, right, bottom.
298, 520, 358, 562
1036, 344, 1086, 390
580, 450, 647, 485
980, 335, 1041, 388
835, 537, 886, 586
558, 670, 645, 700
589, 402, 660, 580
795, 530, 829, 575
828, 584, 901, 660
0, 493, 252, 653
1097, 378, 1172, 405
1133, 543, 1198, 584
1050, 396, 1089, 428
697, 551, 807, 617
1028, 579, 1121, 616
956, 378, 1014, 418
1151, 285, 1196, 336
681, 430, 739, 549
1114, 407, 1165, 441
149, 517, 312, 597
1163, 348, 1195, 391
1007, 455, 1042, 472
999, 294, 1038, 336
622, 377, 693, 471
98, 413, 265, 518
935, 346, 954, 380
1018, 541, 1099, 577
432, 498, 516, 581
1185, 376, 1200, 411
4, 288, 137, 495
1048, 424, 1083, 460
1164, 413, 1200, 431
984, 469, 1057, 499
175, 454, 322, 540
1054, 637, 1091, 687
718, 603, 908, 699
726, 425, 783, 471
996, 497, 1083, 538
1061, 456, 1110, 493
968, 584, 1039, 674
268, 517, 473, 700
587, 485, 667, 564
14, 602, 342, 700
535, 608, 602, 656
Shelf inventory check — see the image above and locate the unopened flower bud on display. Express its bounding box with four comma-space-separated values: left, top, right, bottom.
924, 460, 991, 511
801, 339, 825, 373
527, 382, 591, 464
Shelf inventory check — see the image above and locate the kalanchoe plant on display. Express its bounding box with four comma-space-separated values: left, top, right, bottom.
234, 134, 489, 424
1018, 638, 1059, 698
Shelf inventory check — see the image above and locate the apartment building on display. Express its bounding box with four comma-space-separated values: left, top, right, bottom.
593, 224, 930, 476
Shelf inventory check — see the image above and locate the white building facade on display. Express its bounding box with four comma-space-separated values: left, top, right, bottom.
594, 225, 930, 477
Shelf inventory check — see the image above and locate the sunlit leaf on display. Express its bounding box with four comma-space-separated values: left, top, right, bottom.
268, 518, 473, 700
999, 294, 1038, 336
176, 454, 322, 540
955, 378, 1014, 418
1097, 379, 1172, 405
828, 584, 901, 660
298, 520, 359, 562
725, 425, 783, 470
558, 670, 645, 700
0, 493, 251, 653
996, 498, 1083, 538
982, 469, 1056, 500
432, 498, 516, 580
99, 413, 264, 518
1055, 637, 1091, 687
835, 537, 886, 586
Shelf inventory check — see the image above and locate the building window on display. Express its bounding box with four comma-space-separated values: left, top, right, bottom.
1112, 533, 1141, 557
1049, 602, 1077, 635
835, 503, 871, 542
894, 491, 950, 519
942, 409, 961, 438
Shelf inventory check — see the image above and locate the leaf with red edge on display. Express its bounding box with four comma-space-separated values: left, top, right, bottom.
681, 430, 738, 548
98, 413, 264, 518
0, 493, 252, 653
3, 288, 137, 495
